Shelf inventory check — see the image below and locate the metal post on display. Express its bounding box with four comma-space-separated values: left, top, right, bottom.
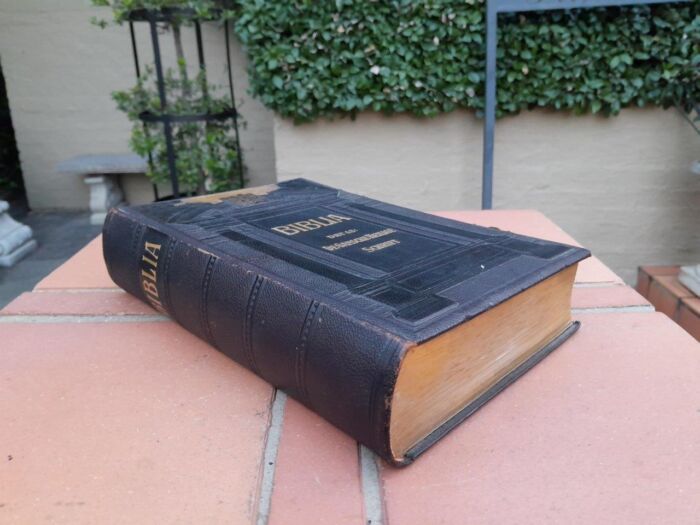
224, 20, 245, 188
194, 21, 209, 100
131, 21, 160, 201
129, 22, 141, 78
482, 1, 498, 210
148, 16, 180, 198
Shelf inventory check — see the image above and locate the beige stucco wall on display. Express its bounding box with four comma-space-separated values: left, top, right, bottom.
0, 0, 276, 209
275, 109, 700, 283
1, 1, 698, 282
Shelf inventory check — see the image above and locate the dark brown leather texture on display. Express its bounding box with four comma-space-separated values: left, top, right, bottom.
102, 179, 589, 465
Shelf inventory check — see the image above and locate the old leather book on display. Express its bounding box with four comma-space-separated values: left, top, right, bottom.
102, 179, 589, 466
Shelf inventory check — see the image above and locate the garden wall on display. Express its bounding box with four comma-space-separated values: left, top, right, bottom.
1, 1, 698, 282
275, 108, 700, 283
0, 0, 276, 209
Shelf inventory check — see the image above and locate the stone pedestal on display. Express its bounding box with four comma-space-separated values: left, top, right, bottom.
84, 174, 123, 225
0, 200, 37, 267
679, 265, 700, 297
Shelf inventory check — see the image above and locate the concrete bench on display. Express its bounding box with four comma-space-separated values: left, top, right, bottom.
56, 154, 147, 224
1, 210, 698, 524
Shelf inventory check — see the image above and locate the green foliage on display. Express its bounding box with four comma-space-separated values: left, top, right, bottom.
113, 67, 242, 194
91, 0, 237, 26
93, 0, 244, 194
233, 2, 700, 122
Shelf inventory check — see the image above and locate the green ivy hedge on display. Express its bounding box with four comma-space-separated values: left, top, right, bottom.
234, 1, 700, 122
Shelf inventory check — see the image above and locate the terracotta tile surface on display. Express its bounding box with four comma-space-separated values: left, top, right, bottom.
37, 212, 622, 296
571, 258, 620, 285
381, 312, 700, 525
435, 210, 579, 244
570, 284, 650, 311
681, 296, 700, 316
638, 271, 698, 340
0, 322, 273, 524
434, 210, 623, 284
678, 298, 700, 340
4, 209, 688, 524
639, 265, 680, 276
2, 284, 649, 319
647, 276, 690, 319
268, 399, 364, 525
1, 290, 156, 316
654, 275, 694, 299
635, 265, 679, 297
35, 235, 117, 290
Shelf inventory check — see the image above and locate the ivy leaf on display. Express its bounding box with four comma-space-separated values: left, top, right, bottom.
230, 2, 700, 122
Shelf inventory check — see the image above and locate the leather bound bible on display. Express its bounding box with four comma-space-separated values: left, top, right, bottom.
103, 179, 590, 466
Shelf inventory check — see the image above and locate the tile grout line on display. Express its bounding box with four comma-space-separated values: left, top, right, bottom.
359, 444, 385, 525
0, 302, 654, 324
0, 314, 169, 323
256, 389, 287, 525
33, 281, 628, 292
572, 305, 655, 314
573, 282, 624, 288
33, 288, 122, 293
36, 283, 624, 290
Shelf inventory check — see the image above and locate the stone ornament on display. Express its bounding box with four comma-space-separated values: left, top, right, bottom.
0, 200, 37, 267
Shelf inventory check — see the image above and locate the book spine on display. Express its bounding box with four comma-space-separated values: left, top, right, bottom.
102, 208, 409, 465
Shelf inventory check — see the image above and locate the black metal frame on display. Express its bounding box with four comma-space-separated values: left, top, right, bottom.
127, 8, 243, 199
